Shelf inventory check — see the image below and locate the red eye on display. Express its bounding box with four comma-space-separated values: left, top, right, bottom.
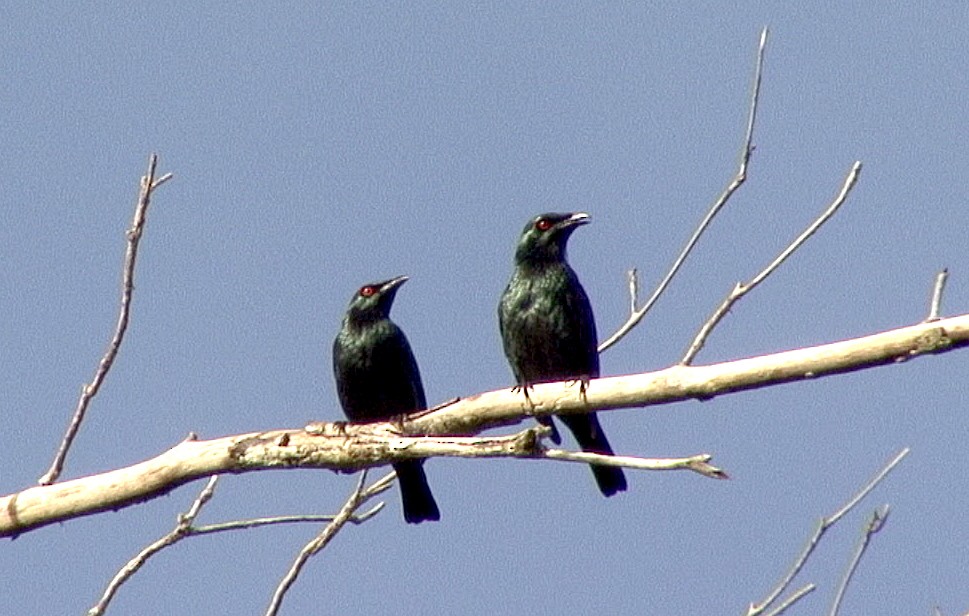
360, 286, 377, 297
535, 218, 553, 231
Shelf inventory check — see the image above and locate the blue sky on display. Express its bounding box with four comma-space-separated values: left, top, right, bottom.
2, 4, 967, 615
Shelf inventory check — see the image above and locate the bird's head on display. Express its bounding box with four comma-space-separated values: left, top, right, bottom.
344, 275, 409, 323
514, 212, 590, 266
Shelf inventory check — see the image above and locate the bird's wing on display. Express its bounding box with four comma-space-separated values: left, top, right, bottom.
498, 279, 529, 386
378, 325, 427, 411
561, 268, 600, 378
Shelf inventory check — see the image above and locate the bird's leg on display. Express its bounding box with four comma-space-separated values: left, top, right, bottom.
511, 383, 537, 412
571, 376, 591, 404
389, 414, 407, 434
330, 422, 359, 474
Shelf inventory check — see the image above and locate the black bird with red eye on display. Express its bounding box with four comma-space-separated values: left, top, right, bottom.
498, 213, 628, 497
333, 275, 440, 523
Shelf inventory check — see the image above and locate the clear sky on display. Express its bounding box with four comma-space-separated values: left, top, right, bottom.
2, 3, 967, 615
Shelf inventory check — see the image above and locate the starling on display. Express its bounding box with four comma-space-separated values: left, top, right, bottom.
499, 212, 627, 497
333, 275, 440, 523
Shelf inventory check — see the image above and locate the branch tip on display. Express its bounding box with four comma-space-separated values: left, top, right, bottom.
40, 154, 173, 486
748, 448, 907, 615
681, 160, 863, 365
927, 269, 949, 322
599, 29, 770, 353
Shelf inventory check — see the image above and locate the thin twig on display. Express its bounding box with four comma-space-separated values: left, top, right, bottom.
628, 268, 639, 315
926, 269, 949, 322
89, 474, 386, 615
828, 506, 890, 616
683, 161, 862, 365
88, 475, 218, 616
746, 448, 908, 616
764, 584, 816, 616
40, 154, 173, 485
265, 470, 394, 616
542, 448, 727, 480
825, 449, 906, 524
599, 27, 769, 353
360, 470, 398, 498
189, 506, 386, 534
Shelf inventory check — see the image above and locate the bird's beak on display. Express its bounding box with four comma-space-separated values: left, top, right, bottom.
380, 275, 409, 293
562, 212, 591, 228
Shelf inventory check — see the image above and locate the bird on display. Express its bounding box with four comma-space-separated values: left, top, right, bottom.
333, 275, 440, 523
498, 212, 627, 497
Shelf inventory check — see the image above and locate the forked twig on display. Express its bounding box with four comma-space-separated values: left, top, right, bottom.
88, 475, 385, 615
683, 161, 862, 365
746, 447, 908, 616
764, 584, 815, 616
600, 27, 769, 353
828, 506, 890, 616
265, 471, 396, 616
88, 476, 219, 615
40, 154, 173, 485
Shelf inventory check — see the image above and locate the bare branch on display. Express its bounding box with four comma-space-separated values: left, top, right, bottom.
88, 475, 218, 616
826, 448, 908, 525
682, 161, 862, 365
764, 584, 815, 616
627, 268, 639, 315
360, 470, 398, 498
543, 448, 727, 479
927, 269, 949, 322
40, 155, 174, 486
265, 471, 391, 616
189, 506, 386, 535
89, 473, 388, 615
828, 505, 890, 616
3, 304, 961, 538
746, 448, 908, 616
406, 315, 966, 438
600, 27, 769, 353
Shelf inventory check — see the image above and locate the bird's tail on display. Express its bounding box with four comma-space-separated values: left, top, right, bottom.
393, 460, 441, 524
559, 413, 628, 497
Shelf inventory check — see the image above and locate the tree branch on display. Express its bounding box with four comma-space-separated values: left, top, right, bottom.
542, 445, 726, 479
265, 470, 394, 616
404, 312, 967, 437
88, 477, 387, 615
39, 154, 174, 486
764, 584, 815, 616
682, 160, 862, 365
3, 314, 965, 538
88, 476, 219, 615
747, 448, 908, 616
600, 26, 769, 352
828, 505, 890, 616
927, 269, 949, 322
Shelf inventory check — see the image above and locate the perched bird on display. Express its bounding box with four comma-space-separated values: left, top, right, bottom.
498, 212, 627, 497
333, 275, 440, 523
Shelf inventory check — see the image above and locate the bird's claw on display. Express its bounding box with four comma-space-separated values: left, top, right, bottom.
569, 376, 591, 404
511, 384, 537, 412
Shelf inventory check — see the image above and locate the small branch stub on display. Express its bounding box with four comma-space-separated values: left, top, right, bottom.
926, 269, 949, 322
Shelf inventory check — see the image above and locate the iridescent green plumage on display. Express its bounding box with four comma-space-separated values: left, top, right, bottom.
334, 276, 440, 523
499, 213, 627, 497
